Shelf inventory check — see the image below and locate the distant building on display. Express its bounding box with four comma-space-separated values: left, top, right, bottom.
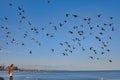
0, 65, 5, 71
0, 65, 19, 71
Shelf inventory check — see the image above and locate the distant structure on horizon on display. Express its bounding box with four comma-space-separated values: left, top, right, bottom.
0, 65, 41, 71
0, 65, 19, 71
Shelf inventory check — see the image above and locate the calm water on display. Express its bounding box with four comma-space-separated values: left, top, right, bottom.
0, 71, 120, 80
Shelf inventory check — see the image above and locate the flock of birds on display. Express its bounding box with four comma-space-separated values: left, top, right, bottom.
0, 0, 115, 63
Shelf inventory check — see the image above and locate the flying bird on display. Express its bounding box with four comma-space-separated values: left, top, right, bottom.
68, 31, 73, 34
109, 60, 112, 62
47, 0, 51, 4
66, 13, 69, 17
109, 17, 113, 19
90, 56, 93, 59
97, 14, 102, 18
72, 14, 78, 18
29, 50, 32, 54
9, 3, 13, 6
51, 49, 54, 52
4, 17, 8, 20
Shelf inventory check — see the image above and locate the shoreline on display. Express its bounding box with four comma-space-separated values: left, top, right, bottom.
0, 69, 120, 72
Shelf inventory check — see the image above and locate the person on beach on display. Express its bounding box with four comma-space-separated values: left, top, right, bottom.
8, 64, 14, 80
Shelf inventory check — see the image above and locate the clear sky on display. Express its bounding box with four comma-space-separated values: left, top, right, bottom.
0, 0, 120, 70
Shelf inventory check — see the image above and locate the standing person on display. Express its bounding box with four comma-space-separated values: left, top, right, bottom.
8, 64, 14, 80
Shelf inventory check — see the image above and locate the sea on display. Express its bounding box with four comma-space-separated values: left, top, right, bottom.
0, 71, 120, 80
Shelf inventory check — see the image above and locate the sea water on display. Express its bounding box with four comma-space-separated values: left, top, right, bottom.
0, 71, 120, 80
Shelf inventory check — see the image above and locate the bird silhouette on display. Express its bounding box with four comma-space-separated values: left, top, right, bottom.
109, 17, 113, 19
97, 14, 102, 18
47, 0, 51, 4
51, 49, 54, 52
28, 21, 32, 25
53, 26, 57, 31
90, 56, 93, 59
68, 31, 73, 34
59, 23, 63, 27
9, 3, 13, 6
4, 17, 8, 20
72, 14, 78, 18
112, 27, 114, 31
59, 43, 63, 46
29, 50, 32, 54
109, 60, 112, 62
66, 13, 69, 17
18, 6, 22, 11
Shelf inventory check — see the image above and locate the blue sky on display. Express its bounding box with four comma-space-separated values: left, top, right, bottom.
0, 0, 120, 70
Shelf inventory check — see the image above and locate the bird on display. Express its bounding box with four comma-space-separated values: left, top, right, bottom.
28, 21, 32, 25
99, 32, 104, 35
90, 47, 93, 50
72, 14, 78, 18
73, 26, 78, 29
78, 30, 84, 35
109, 17, 113, 19
101, 27, 105, 31
88, 18, 91, 22
112, 27, 114, 31
109, 36, 112, 39
53, 26, 57, 31
97, 14, 102, 18
59, 23, 63, 27
80, 25, 83, 27
78, 43, 81, 46
18, 6, 22, 10
49, 22, 52, 24
82, 47, 85, 51
89, 26, 94, 30
101, 52, 105, 55
22, 43, 24, 46
41, 28, 45, 30
109, 60, 112, 62
59, 43, 63, 46
4, 17, 8, 20
103, 23, 107, 26
69, 50, 73, 53
66, 13, 69, 17
109, 23, 113, 26
38, 43, 41, 46
72, 46, 76, 49
83, 18, 87, 21
47, 0, 51, 4
96, 58, 99, 60
29, 50, 32, 54
90, 56, 93, 59
51, 49, 54, 52
97, 25, 100, 28
9, 3, 13, 6
18, 12, 22, 15
68, 31, 73, 34
5, 27, 8, 30
67, 44, 71, 48
46, 33, 49, 36
106, 49, 110, 52
64, 20, 67, 23
95, 36, 101, 41
21, 16, 25, 19
50, 35, 54, 37
62, 53, 68, 56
